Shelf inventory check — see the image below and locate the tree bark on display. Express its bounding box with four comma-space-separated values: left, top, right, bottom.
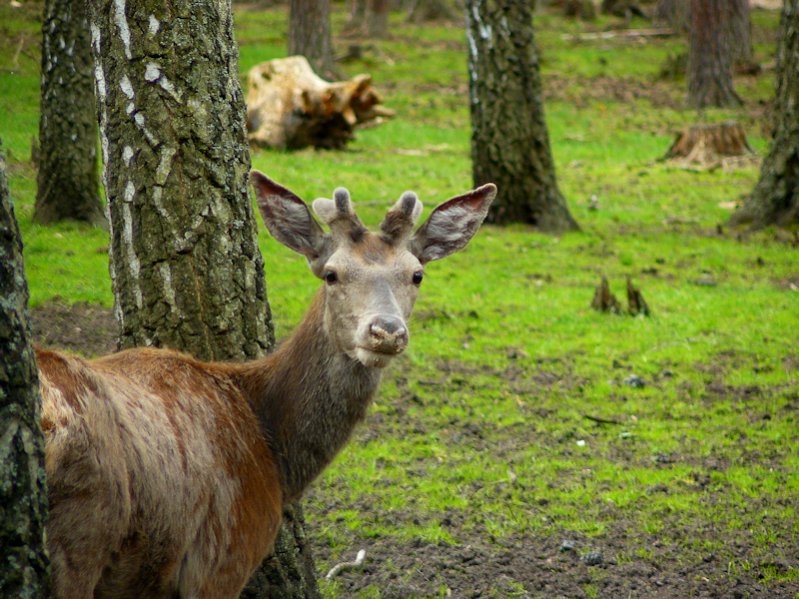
34, 0, 104, 226
86, 0, 318, 596
687, 0, 742, 108
367, 0, 391, 37
655, 0, 689, 33
0, 144, 51, 598
728, 0, 753, 66
731, 0, 799, 228
289, 0, 336, 79
466, 0, 579, 231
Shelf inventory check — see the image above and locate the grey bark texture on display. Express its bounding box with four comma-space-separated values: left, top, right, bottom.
34, 0, 104, 226
289, 0, 337, 79
87, 0, 274, 359
728, 0, 753, 66
466, 0, 579, 231
731, 0, 799, 228
0, 144, 51, 599
86, 0, 319, 596
687, 0, 742, 108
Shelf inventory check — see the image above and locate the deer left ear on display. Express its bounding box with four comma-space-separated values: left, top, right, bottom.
409, 183, 496, 263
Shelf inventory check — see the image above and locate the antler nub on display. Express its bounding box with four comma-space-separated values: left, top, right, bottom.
312, 187, 366, 242
380, 191, 423, 244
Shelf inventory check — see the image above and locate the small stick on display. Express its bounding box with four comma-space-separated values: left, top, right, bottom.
325, 549, 366, 580
583, 414, 623, 425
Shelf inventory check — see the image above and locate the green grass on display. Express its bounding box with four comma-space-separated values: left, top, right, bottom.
2, 2, 797, 596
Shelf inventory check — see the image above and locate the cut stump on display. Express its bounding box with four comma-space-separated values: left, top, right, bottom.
662, 121, 754, 166
626, 276, 650, 316
246, 56, 394, 150
591, 276, 623, 314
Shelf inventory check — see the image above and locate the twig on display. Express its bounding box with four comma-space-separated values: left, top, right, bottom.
583, 414, 623, 425
325, 549, 366, 579
562, 28, 676, 41
12, 32, 27, 69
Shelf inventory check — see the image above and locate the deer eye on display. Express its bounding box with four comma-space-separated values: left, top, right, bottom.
412, 270, 424, 286
323, 270, 338, 285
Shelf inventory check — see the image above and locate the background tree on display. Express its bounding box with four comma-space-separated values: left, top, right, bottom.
289, 0, 336, 79
728, 0, 754, 67
655, 0, 689, 33
466, 0, 579, 231
732, 0, 799, 228
344, 0, 391, 37
86, 0, 318, 596
34, 0, 103, 226
0, 143, 50, 598
688, 0, 742, 108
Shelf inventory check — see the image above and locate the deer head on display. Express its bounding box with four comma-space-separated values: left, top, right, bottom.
251, 170, 496, 368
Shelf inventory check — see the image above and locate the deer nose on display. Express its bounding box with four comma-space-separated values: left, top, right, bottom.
368, 316, 408, 353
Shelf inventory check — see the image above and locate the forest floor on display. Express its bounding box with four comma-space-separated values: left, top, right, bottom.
7, 1, 798, 597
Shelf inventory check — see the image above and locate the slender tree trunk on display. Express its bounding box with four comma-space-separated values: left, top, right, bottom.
687, 0, 742, 108
34, 0, 104, 226
289, 0, 336, 79
86, 1, 318, 596
0, 144, 51, 598
728, 0, 753, 66
367, 0, 391, 37
731, 0, 799, 228
655, 0, 688, 32
466, 0, 579, 231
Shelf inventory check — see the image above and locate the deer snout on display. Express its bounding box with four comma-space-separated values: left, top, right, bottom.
368, 316, 409, 354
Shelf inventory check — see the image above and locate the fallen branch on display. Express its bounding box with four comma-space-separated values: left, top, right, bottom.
562, 28, 676, 41
583, 414, 624, 425
325, 549, 366, 579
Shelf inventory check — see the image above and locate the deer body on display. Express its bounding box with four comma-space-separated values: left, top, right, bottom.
41, 172, 495, 598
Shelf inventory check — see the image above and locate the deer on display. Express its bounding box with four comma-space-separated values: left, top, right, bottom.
38, 170, 496, 599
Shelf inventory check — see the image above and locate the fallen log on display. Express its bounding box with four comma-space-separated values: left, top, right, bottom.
246, 56, 394, 150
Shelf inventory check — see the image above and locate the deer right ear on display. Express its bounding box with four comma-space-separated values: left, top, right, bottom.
251, 171, 331, 272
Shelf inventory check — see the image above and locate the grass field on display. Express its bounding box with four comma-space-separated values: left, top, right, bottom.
2, 2, 797, 597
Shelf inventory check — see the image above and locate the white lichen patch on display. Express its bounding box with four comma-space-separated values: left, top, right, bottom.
120, 74, 134, 99
113, 0, 132, 60
120, 188, 143, 309
148, 15, 160, 36
157, 262, 177, 312
155, 147, 176, 186
122, 145, 134, 166
144, 62, 160, 83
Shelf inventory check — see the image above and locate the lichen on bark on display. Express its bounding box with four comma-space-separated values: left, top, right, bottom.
466, 0, 578, 231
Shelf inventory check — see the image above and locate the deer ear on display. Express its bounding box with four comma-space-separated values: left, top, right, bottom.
251, 171, 330, 269
409, 183, 496, 264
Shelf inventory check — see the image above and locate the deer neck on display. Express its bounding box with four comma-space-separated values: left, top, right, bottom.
239, 290, 383, 501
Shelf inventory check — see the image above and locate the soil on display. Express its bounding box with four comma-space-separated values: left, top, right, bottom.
31, 302, 798, 598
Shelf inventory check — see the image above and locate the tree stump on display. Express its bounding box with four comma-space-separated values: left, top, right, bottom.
626, 276, 650, 316
662, 121, 754, 166
591, 276, 623, 314
246, 56, 394, 150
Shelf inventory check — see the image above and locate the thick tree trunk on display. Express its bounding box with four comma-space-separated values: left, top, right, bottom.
732, 0, 799, 228
289, 0, 336, 79
0, 145, 51, 598
687, 0, 742, 108
466, 0, 579, 231
34, 0, 104, 226
86, 1, 318, 597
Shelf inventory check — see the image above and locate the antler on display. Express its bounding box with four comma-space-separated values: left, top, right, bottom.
312, 189, 367, 243
380, 191, 423, 244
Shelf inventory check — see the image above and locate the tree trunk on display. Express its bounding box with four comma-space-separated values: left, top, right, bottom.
728, 0, 753, 67
34, 0, 104, 226
0, 144, 51, 598
655, 0, 689, 33
466, 0, 579, 231
731, 0, 799, 228
86, 1, 319, 597
687, 0, 742, 108
367, 0, 391, 37
289, 0, 336, 80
